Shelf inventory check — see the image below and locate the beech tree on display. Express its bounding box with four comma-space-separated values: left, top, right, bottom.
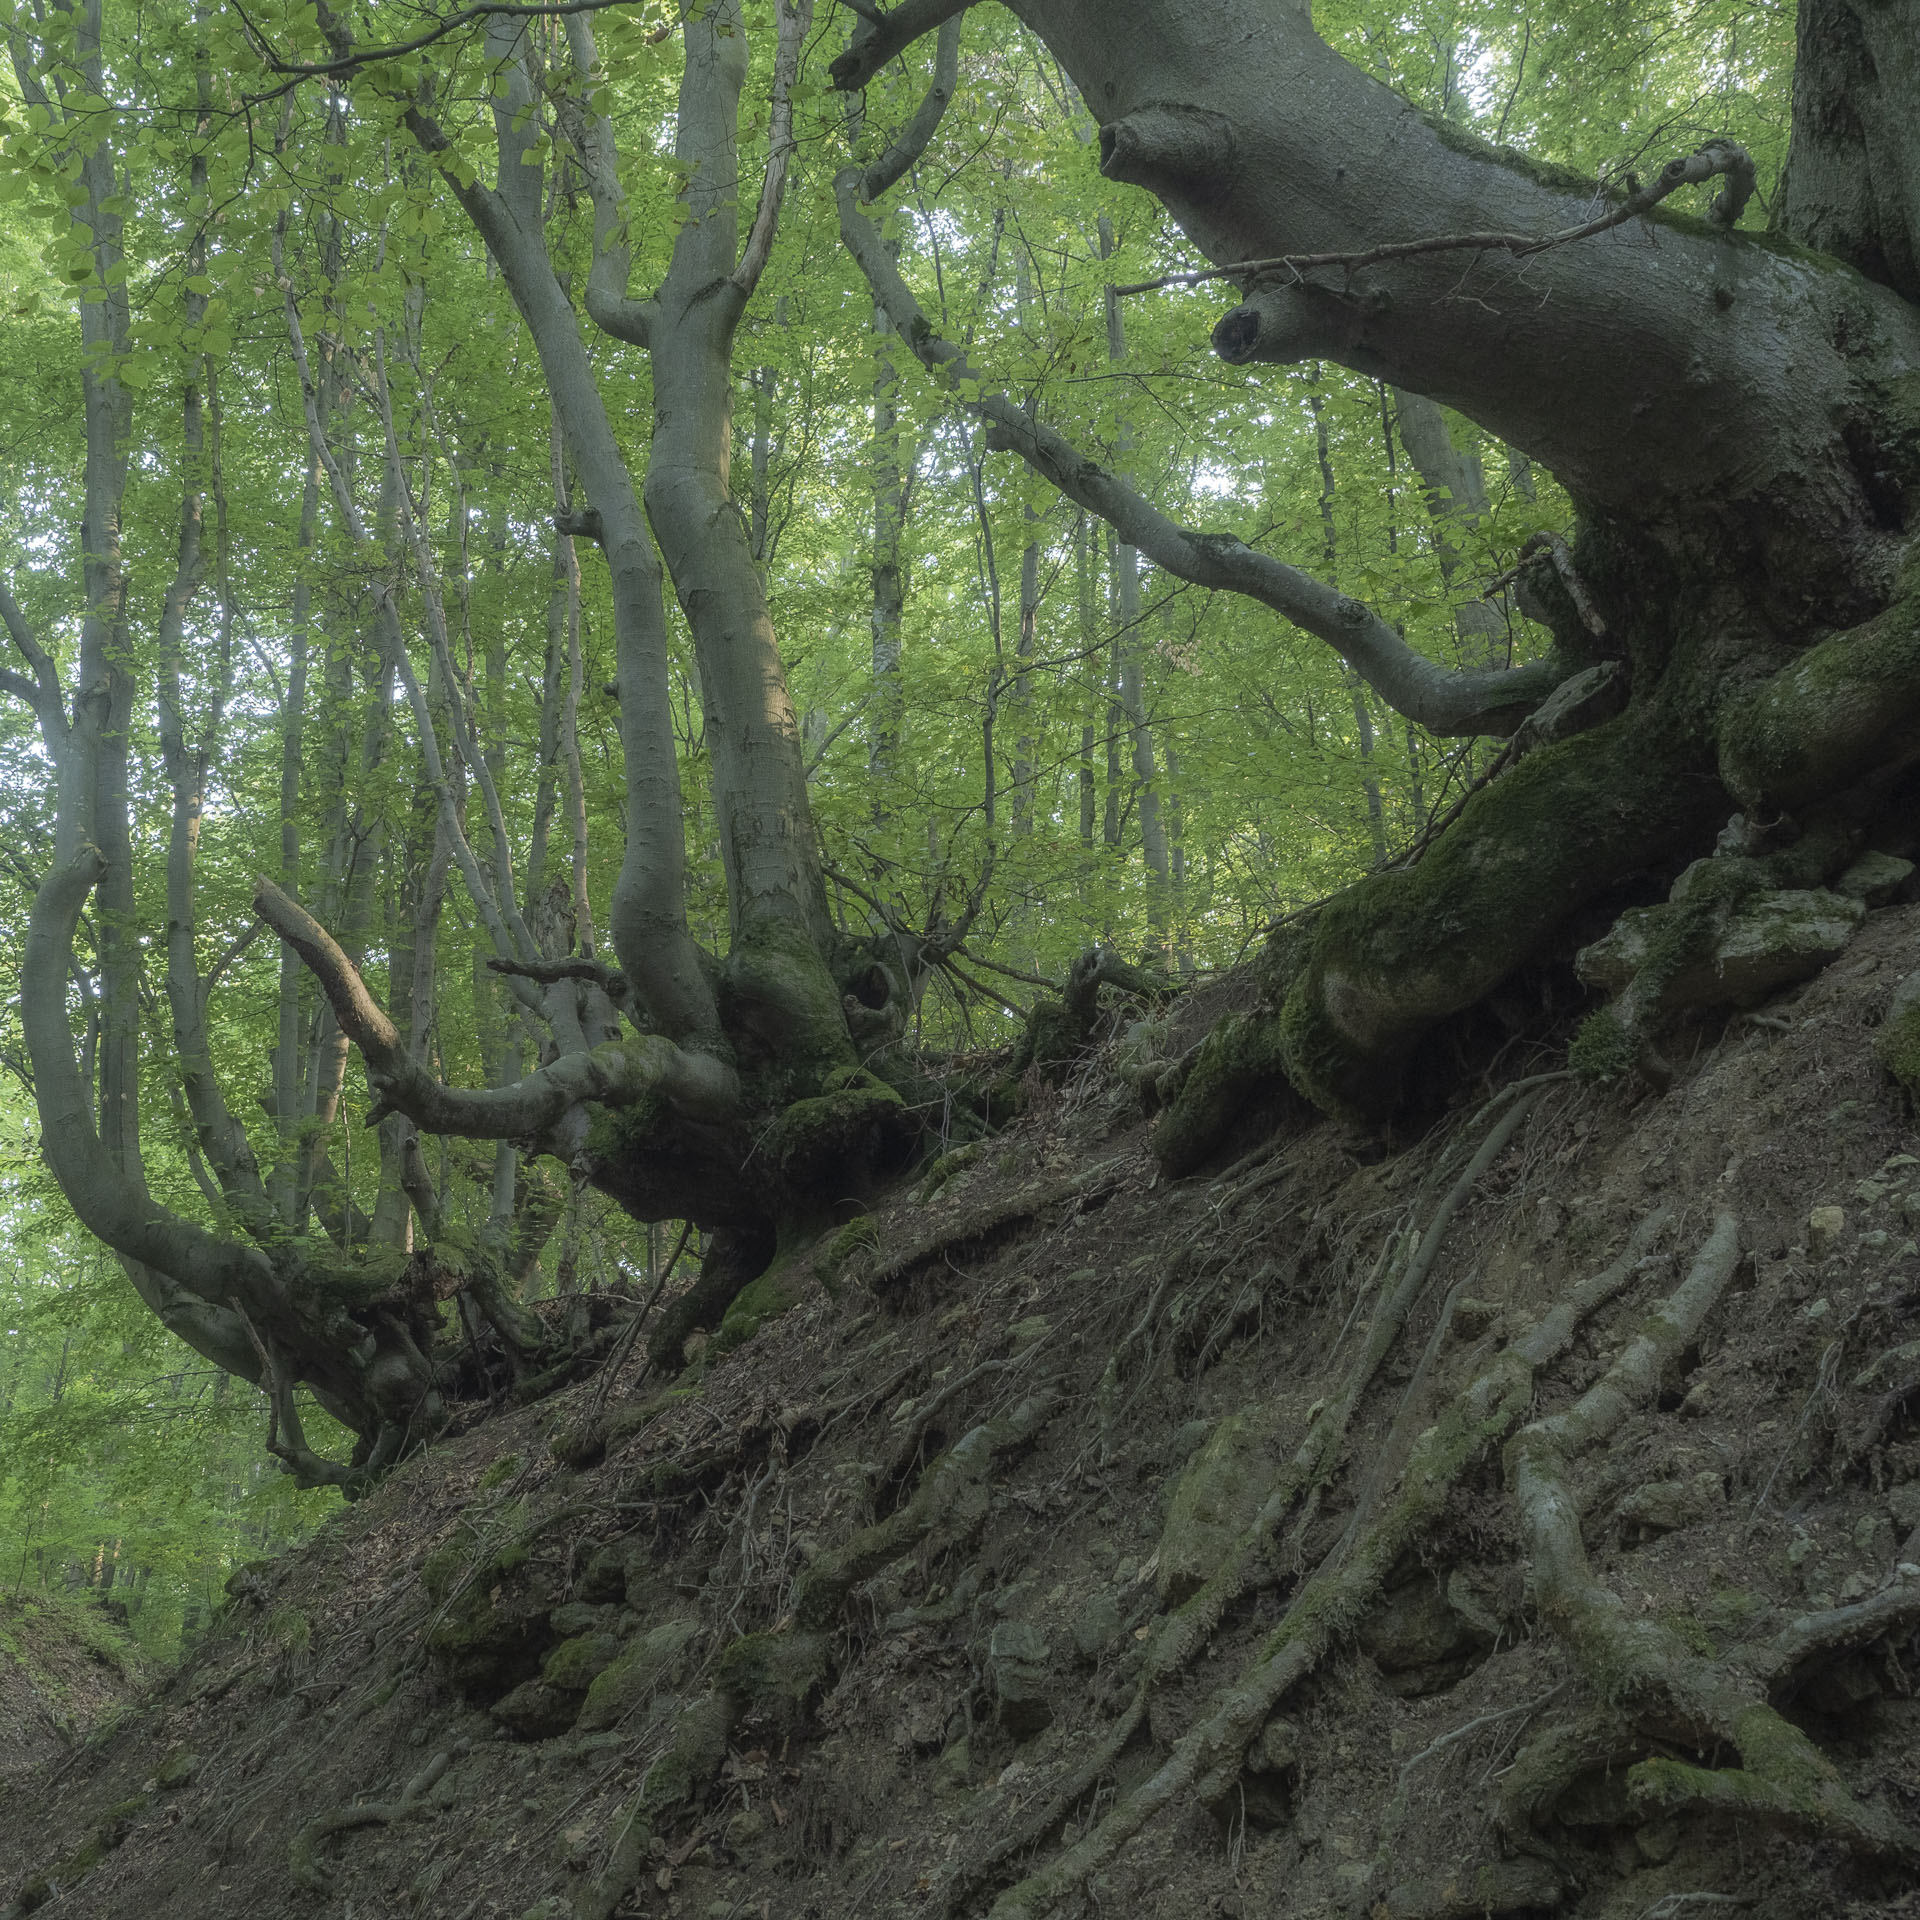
3, 0, 1907, 1488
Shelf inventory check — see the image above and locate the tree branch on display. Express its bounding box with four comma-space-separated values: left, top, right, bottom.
25, 848, 277, 1305
835, 176, 1564, 736
855, 10, 961, 202
254, 878, 739, 1139
732, 0, 814, 300
828, 0, 972, 92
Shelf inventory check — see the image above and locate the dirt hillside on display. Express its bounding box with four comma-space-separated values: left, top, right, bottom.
7, 909, 1920, 1920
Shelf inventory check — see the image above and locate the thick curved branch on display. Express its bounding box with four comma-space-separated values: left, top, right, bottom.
732, 0, 814, 300
557, 15, 656, 348
828, 0, 972, 92
254, 877, 739, 1139
855, 10, 961, 202
26, 848, 276, 1306
0, 576, 66, 735
836, 177, 1563, 736
1120, 141, 1757, 299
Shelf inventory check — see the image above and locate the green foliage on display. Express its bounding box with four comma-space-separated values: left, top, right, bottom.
0, 0, 1802, 1629
0, 1225, 336, 1658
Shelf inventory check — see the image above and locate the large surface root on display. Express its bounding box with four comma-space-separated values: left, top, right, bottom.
1504, 1208, 1920, 1862
969, 1176, 1671, 1919
945, 1089, 1553, 1912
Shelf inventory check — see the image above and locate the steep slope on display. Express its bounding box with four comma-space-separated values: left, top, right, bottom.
6, 910, 1920, 1920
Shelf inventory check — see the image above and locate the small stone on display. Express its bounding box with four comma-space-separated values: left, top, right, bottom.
1809, 1207, 1847, 1259
1888, 1485, 1920, 1533
1840, 1570, 1873, 1602
491, 1680, 581, 1742
1155, 1403, 1285, 1602
724, 1809, 766, 1852
1678, 1379, 1715, 1419
1804, 1296, 1832, 1320
1070, 1592, 1123, 1660
989, 1621, 1053, 1736
1634, 1818, 1681, 1865
1247, 1715, 1299, 1775
1449, 1297, 1502, 1339
1616, 1471, 1724, 1537
1007, 1315, 1052, 1354
934, 1736, 972, 1792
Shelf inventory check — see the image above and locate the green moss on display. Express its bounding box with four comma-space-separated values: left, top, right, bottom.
816, 1213, 880, 1288
723, 914, 859, 1096
1277, 710, 1710, 1119
713, 1250, 812, 1355
1719, 550, 1920, 813
583, 1069, 675, 1162
917, 1143, 983, 1200
421, 1537, 470, 1604
760, 1072, 906, 1193
1569, 1009, 1633, 1081
715, 1628, 831, 1728
1421, 112, 1597, 197
576, 1617, 700, 1732
1879, 999, 1920, 1096
478, 1452, 522, 1491
1151, 1009, 1291, 1176
541, 1631, 624, 1691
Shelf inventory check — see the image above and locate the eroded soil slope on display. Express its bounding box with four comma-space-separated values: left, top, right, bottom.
8, 911, 1920, 1920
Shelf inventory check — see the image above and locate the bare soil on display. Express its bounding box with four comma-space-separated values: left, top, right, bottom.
7, 909, 1920, 1920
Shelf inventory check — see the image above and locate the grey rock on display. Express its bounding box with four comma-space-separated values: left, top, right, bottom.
989, 1620, 1053, 1736
1836, 851, 1915, 906
1070, 1591, 1123, 1660
1617, 1470, 1724, 1538
1576, 887, 1865, 1009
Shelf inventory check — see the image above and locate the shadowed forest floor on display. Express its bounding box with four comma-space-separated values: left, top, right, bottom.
8, 910, 1920, 1920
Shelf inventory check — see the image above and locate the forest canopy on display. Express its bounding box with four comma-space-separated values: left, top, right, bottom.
4, 0, 1916, 1619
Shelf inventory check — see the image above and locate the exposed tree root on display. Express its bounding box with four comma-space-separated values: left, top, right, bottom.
1503, 1210, 1920, 1862
571, 1691, 735, 1920
948, 1093, 1558, 1914
287, 1746, 454, 1893
967, 1161, 1662, 1920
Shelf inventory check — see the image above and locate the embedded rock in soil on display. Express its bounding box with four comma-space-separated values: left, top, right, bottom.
1069, 1590, 1123, 1661
1577, 886, 1866, 1008
1616, 1470, 1725, 1541
988, 1620, 1054, 1736
1355, 1573, 1493, 1696
540, 1630, 625, 1692
1836, 851, 1916, 905
575, 1617, 700, 1732
425, 1584, 556, 1700
1155, 1404, 1284, 1603
491, 1678, 582, 1741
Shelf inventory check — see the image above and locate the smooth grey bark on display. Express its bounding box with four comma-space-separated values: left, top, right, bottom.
1098, 218, 1172, 930
1306, 381, 1388, 867
870, 268, 908, 784
409, 18, 720, 1053
964, 0, 1920, 619
579, 0, 835, 952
